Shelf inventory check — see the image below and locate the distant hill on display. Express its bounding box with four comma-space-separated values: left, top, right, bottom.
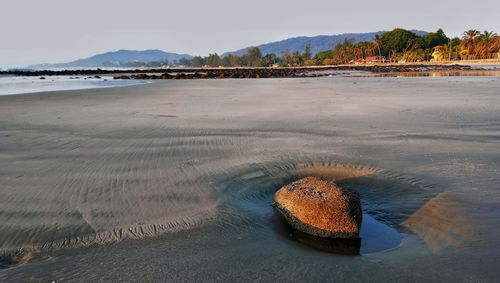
29, 30, 429, 68
32, 49, 193, 68
222, 30, 428, 57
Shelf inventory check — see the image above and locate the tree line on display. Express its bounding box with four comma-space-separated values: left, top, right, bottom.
176, 28, 498, 67
313, 28, 499, 64
102, 28, 499, 68
176, 45, 315, 67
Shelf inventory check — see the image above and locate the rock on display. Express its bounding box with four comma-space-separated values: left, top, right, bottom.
113, 75, 130, 80
133, 74, 149, 79
274, 176, 362, 239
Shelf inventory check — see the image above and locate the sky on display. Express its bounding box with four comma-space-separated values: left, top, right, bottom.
1, 0, 499, 67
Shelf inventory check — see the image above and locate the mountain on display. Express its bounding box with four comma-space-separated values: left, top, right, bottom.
222, 30, 428, 57
29, 30, 429, 68
33, 49, 193, 68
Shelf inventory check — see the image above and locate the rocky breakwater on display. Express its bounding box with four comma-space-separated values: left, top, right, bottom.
274, 177, 363, 253
109, 65, 472, 80
0, 64, 471, 79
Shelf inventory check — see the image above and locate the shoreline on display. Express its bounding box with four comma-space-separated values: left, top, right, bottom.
0, 64, 476, 80
2, 65, 498, 96
0, 75, 149, 96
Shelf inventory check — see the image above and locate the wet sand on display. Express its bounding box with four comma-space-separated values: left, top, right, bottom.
0, 76, 499, 281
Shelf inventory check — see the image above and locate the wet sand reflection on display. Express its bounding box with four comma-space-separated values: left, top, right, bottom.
402, 192, 476, 253
349, 70, 500, 78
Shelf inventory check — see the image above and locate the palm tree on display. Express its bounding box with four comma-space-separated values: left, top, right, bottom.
479, 31, 497, 43
374, 34, 382, 57
463, 29, 480, 40
474, 31, 499, 59
461, 30, 480, 59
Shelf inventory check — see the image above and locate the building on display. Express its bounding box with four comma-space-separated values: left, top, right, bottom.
431, 46, 446, 61
353, 58, 365, 64
365, 56, 386, 63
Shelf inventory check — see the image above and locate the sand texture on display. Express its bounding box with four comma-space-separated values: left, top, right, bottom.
0, 76, 499, 281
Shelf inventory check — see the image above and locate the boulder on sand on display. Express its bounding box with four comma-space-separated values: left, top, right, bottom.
274, 177, 362, 239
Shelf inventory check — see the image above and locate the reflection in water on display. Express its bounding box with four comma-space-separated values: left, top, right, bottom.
283, 213, 402, 255
291, 229, 362, 255
264, 162, 471, 254
402, 192, 476, 253
262, 162, 403, 254
360, 214, 402, 254
349, 70, 500, 78
217, 161, 431, 255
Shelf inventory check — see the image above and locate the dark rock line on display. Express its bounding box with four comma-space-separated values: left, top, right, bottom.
1, 65, 472, 80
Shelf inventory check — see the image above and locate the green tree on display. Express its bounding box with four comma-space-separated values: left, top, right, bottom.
260, 53, 280, 67
303, 43, 312, 60
330, 39, 377, 64
422, 28, 449, 49
463, 29, 480, 41
191, 56, 204, 67
177, 58, 192, 66
474, 31, 499, 59
205, 53, 222, 67
244, 47, 262, 67
222, 55, 232, 67
479, 30, 497, 42
379, 28, 419, 60
374, 34, 382, 57
448, 37, 462, 59
331, 38, 354, 64
460, 30, 480, 59
282, 51, 303, 66
313, 50, 333, 65
402, 49, 425, 62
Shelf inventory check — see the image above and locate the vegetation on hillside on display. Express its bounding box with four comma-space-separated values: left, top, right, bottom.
310, 28, 499, 65
99, 28, 499, 68
172, 28, 498, 67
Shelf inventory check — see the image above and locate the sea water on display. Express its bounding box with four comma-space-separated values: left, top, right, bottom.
0, 75, 146, 96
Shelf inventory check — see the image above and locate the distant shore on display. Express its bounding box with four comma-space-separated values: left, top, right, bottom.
0, 64, 477, 80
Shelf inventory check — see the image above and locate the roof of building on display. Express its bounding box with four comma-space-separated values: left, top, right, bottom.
366, 56, 385, 61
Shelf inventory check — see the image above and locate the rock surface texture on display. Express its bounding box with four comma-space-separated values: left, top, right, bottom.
274, 177, 362, 238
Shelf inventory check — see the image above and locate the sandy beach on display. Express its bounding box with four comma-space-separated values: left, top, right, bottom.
1, 76, 499, 281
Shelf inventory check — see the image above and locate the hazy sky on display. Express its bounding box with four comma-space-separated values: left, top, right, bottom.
1, 0, 499, 67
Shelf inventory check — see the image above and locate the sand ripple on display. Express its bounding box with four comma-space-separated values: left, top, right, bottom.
0, 78, 497, 278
